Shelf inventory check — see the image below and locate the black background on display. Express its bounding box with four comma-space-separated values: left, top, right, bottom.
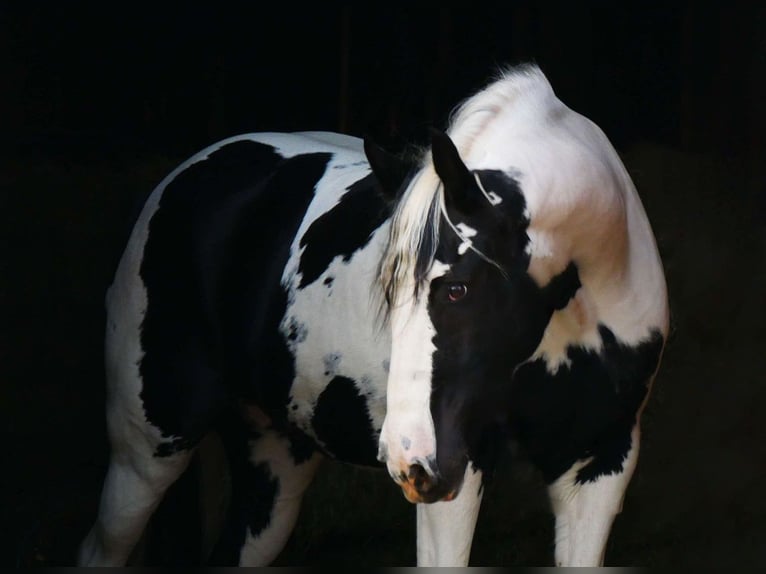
3, 3, 766, 567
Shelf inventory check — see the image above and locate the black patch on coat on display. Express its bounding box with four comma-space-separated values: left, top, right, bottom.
508, 325, 665, 484
209, 419, 278, 565
311, 375, 380, 466
284, 424, 317, 465
138, 139, 332, 453
297, 174, 390, 288
244, 463, 278, 534
543, 261, 581, 311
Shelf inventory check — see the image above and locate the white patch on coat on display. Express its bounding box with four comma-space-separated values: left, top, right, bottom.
528, 289, 601, 373
282, 225, 391, 446
276, 137, 392, 448
379, 260, 450, 479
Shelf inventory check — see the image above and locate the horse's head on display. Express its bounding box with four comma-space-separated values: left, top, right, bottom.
369, 129, 561, 503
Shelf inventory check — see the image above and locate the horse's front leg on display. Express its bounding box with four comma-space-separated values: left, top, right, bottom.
548, 424, 642, 566
416, 464, 483, 566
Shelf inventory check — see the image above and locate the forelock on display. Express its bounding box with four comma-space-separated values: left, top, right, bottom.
378, 168, 443, 318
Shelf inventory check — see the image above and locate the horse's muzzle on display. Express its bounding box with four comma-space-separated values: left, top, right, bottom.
396, 462, 459, 504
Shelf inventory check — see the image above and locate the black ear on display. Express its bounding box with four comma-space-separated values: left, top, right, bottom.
364, 136, 410, 201
429, 128, 481, 213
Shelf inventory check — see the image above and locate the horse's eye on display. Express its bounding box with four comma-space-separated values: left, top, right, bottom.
447, 283, 468, 302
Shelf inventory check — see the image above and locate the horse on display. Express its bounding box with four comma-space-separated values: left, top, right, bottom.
78, 64, 668, 567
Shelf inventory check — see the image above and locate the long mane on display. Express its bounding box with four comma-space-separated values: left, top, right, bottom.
377, 64, 554, 316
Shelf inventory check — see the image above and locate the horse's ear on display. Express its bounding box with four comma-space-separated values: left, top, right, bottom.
429, 128, 480, 213
364, 136, 409, 202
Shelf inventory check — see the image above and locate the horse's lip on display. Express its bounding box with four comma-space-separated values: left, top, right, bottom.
398, 481, 460, 504
400, 480, 422, 503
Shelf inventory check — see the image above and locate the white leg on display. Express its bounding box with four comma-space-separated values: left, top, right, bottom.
548, 425, 641, 567
79, 354, 197, 567
416, 464, 483, 566
235, 431, 323, 566
78, 447, 192, 566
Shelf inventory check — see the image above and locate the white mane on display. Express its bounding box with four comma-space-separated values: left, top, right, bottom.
446, 64, 557, 158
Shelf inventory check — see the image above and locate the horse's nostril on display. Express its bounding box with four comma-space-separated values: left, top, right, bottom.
408, 463, 432, 492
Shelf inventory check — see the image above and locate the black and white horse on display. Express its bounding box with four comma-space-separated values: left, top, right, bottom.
78, 64, 668, 567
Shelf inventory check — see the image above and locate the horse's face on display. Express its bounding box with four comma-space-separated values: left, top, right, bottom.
376, 131, 553, 503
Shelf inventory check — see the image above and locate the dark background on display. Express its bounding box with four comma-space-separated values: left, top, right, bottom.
3, 3, 765, 567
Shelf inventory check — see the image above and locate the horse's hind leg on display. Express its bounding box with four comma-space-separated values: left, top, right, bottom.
210, 420, 322, 566
547, 424, 641, 566
79, 289, 223, 565
78, 438, 193, 566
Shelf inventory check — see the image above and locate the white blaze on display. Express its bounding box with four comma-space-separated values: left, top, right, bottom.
379, 261, 450, 479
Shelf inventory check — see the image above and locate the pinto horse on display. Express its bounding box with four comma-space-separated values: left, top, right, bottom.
78, 64, 668, 566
